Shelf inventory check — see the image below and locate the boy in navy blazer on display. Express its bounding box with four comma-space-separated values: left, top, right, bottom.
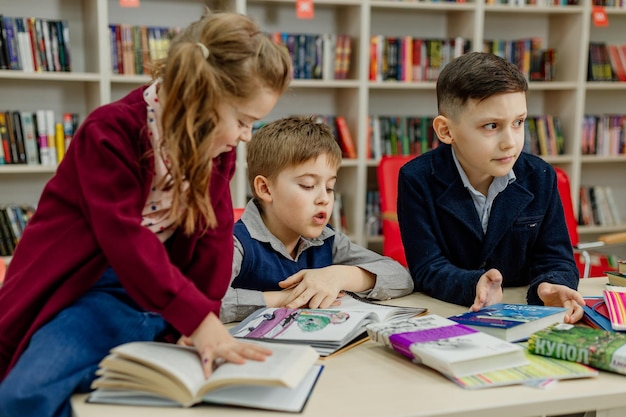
398, 52, 584, 323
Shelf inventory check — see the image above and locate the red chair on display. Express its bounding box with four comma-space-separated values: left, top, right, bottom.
233, 207, 245, 222
377, 155, 414, 267
554, 167, 620, 278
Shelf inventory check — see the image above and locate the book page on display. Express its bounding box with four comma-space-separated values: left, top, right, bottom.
231, 307, 376, 343
89, 365, 324, 413
108, 341, 318, 401
110, 342, 205, 398
201, 342, 319, 394
338, 292, 426, 322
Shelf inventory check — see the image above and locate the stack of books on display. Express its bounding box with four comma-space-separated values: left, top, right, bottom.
366, 310, 597, 389
606, 261, 626, 287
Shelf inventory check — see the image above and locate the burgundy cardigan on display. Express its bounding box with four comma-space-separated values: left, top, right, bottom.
0, 86, 236, 379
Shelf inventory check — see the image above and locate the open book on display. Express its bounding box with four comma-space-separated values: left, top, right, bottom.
229, 292, 427, 357
88, 341, 322, 412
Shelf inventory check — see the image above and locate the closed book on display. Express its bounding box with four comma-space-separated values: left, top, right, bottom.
367, 314, 528, 378
528, 323, 626, 376
619, 260, 626, 275
231, 292, 426, 357
582, 297, 613, 331
448, 303, 567, 342
606, 271, 626, 287
89, 341, 322, 412
451, 346, 598, 390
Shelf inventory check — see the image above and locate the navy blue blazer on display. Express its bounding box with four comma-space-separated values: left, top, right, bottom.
398, 144, 579, 307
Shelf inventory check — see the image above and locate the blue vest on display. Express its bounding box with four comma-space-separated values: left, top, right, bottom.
232, 220, 334, 291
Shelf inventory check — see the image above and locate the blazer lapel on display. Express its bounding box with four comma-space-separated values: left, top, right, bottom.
482, 179, 534, 257
430, 146, 484, 243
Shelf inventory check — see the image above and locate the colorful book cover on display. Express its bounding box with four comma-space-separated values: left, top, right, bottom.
448, 303, 567, 342
528, 323, 626, 375
451, 346, 598, 390
603, 285, 626, 331
368, 315, 527, 378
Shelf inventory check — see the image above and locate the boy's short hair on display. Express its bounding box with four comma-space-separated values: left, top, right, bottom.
247, 116, 343, 200
437, 52, 528, 119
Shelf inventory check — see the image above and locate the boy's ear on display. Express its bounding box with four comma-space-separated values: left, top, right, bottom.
253, 175, 273, 203
433, 115, 454, 145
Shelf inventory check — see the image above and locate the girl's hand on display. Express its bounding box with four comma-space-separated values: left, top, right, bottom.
188, 312, 272, 378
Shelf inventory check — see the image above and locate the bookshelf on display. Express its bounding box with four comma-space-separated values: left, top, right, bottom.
0, 0, 625, 262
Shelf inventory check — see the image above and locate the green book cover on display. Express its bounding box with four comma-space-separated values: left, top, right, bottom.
528, 323, 626, 375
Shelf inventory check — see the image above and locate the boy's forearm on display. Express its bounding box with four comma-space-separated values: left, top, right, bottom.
336, 265, 376, 293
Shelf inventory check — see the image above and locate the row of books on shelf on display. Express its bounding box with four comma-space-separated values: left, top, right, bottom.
588, 42, 626, 82
367, 36, 555, 83
366, 113, 563, 160
578, 185, 623, 227
592, 0, 626, 6
523, 114, 565, 157
488, 0, 579, 4
0, 15, 71, 72
369, 115, 439, 160
0, 204, 35, 257
582, 114, 626, 156
484, 39, 556, 82
109, 24, 180, 76
268, 32, 352, 81
0, 110, 78, 166
369, 36, 471, 82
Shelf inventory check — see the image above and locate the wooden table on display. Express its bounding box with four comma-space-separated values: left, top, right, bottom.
72, 278, 625, 417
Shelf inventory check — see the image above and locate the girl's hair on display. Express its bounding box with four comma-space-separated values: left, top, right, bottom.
151, 10, 292, 234
437, 52, 528, 119
246, 116, 342, 202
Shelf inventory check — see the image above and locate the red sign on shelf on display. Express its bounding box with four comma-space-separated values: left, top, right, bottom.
592, 6, 609, 27
296, 0, 314, 20
120, 0, 140, 8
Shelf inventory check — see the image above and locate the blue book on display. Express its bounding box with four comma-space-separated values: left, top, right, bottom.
582, 296, 613, 332
448, 304, 567, 342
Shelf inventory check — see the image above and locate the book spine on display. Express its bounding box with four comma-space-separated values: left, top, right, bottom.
20, 111, 39, 165
4, 17, 21, 70
335, 116, 357, 159
388, 335, 416, 359
11, 111, 27, 164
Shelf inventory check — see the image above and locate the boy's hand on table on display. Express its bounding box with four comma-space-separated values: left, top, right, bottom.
537, 282, 585, 324
470, 268, 503, 312
279, 268, 345, 309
